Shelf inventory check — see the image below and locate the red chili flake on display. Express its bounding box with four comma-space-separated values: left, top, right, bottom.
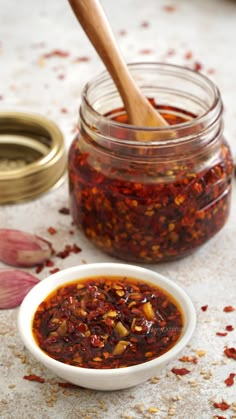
90, 334, 104, 348
225, 325, 234, 331
47, 227, 57, 235
213, 401, 231, 411
201, 305, 208, 312
171, 367, 190, 375
184, 51, 193, 60
59, 207, 70, 215
139, 49, 153, 55
56, 248, 70, 259
57, 74, 65, 80
69, 230, 75, 235
35, 264, 44, 274
224, 373, 235, 386
46, 259, 55, 267
213, 416, 227, 419
163, 5, 176, 13
49, 268, 60, 274
72, 244, 81, 254
140, 21, 150, 28
55, 244, 81, 259
224, 347, 236, 360
118, 29, 127, 36
0, 95, 3, 100
167, 48, 175, 56
216, 332, 228, 337
58, 382, 79, 388
207, 68, 215, 75
223, 306, 235, 312
193, 61, 202, 72
23, 374, 45, 383
74, 56, 90, 63
60, 107, 68, 114
42, 50, 70, 59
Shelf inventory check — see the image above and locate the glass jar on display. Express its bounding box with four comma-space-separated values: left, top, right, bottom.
68, 63, 233, 263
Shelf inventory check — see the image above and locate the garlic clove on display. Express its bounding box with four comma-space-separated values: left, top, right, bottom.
0, 269, 39, 309
0, 229, 52, 267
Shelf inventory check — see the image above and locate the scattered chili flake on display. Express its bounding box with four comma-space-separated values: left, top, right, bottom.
69, 230, 75, 235
47, 227, 57, 235
226, 325, 234, 331
213, 416, 227, 419
0, 95, 3, 100
72, 244, 81, 253
184, 51, 193, 60
207, 68, 215, 75
171, 367, 190, 376
74, 56, 90, 63
224, 347, 236, 360
42, 50, 70, 59
193, 61, 202, 72
55, 244, 81, 259
46, 259, 55, 267
163, 5, 176, 13
140, 21, 150, 28
224, 373, 235, 386
56, 248, 70, 259
223, 306, 235, 312
60, 108, 68, 114
35, 264, 44, 274
59, 207, 70, 215
49, 268, 60, 274
213, 401, 231, 411
166, 48, 175, 56
139, 49, 153, 55
57, 74, 65, 80
118, 29, 127, 36
23, 374, 45, 383
216, 332, 228, 337
201, 305, 208, 312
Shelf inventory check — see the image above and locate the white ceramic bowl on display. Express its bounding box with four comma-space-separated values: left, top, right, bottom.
18, 263, 196, 391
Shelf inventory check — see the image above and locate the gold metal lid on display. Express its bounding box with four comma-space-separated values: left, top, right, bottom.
0, 112, 67, 204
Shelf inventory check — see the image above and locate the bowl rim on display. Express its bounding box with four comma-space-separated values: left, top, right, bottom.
18, 262, 196, 376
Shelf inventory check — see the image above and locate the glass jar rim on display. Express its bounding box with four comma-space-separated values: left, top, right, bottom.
81, 62, 222, 144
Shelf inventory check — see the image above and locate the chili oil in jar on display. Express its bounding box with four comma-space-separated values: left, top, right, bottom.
68, 63, 233, 263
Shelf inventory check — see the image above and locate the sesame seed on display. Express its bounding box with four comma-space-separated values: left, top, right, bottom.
148, 407, 159, 413
196, 350, 206, 357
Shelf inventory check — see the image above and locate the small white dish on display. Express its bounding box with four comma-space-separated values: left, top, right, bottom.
18, 263, 196, 391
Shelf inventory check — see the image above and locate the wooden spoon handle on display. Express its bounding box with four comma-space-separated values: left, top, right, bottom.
68, 0, 135, 102
68, 0, 168, 130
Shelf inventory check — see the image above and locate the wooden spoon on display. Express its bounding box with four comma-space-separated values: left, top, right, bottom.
68, 0, 169, 140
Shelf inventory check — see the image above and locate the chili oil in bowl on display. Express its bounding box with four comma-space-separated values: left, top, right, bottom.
18, 263, 196, 391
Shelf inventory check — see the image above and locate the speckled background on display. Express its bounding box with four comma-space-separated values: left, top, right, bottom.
0, 0, 236, 418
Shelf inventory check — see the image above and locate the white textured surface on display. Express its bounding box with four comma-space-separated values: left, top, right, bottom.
0, 1, 236, 418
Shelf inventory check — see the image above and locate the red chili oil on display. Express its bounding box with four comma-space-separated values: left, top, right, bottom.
68, 107, 233, 262
68, 63, 233, 263
32, 276, 183, 369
